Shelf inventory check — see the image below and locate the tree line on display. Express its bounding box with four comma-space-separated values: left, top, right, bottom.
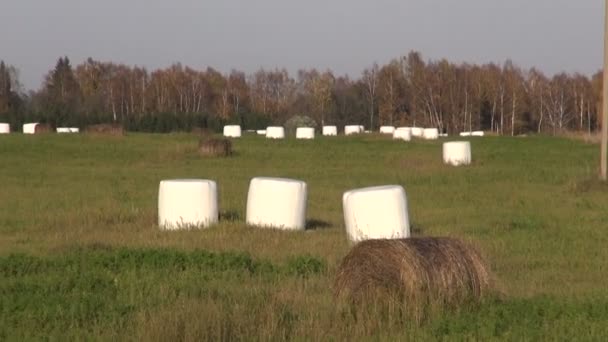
0, 51, 602, 134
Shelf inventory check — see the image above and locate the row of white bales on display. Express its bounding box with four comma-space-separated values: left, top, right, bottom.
0, 122, 484, 139
223, 124, 485, 140
159, 177, 412, 243
0, 123, 79, 134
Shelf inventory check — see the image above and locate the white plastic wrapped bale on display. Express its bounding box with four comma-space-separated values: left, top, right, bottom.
443, 141, 472, 166
296, 127, 315, 139
460, 132, 472, 137
158, 179, 219, 230
223, 125, 242, 138
411, 127, 424, 137
472, 131, 485, 137
246, 177, 307, 231
0, 123, 10, 134
56, 127, 71, 133
423, 128, 439, 140
69, 127, 80, 133
266, 126, 285, 139
439, 133, 448, 137
393, 127, 412, 141
343, 185, 411, 243
322, 125, 338, 136
257, 130, 267, 135
379, 126, 396, 134
344, 125, 362, 136
23, 123, 38, 134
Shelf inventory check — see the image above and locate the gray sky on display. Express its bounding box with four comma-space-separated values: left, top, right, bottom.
0, 0, 603, 91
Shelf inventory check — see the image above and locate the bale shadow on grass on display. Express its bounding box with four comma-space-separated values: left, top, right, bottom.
569, 176, 608, 194
410, 224, 424, 235
306, 219, 332, 230
220, 211, 242, 222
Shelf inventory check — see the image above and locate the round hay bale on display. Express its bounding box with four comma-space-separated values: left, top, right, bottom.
322, 125, 338, 136
380, 126, 396, 134
334, 237, 492, 311
0, 123, 10, 134
295, 127, 315, 139
86, 123, 124, 136
198, 137, 232, 157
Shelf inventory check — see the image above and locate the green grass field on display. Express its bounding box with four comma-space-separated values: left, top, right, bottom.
1, 133, 608, 340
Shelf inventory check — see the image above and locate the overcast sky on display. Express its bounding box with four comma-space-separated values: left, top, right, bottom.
0, 0, 603, 91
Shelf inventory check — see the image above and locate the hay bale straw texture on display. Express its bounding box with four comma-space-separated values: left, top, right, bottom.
198, 137, 232, 157
334, 237, 492, 311
86, 123, 124, 136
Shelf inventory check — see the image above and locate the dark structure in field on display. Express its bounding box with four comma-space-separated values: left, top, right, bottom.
198, 137, 232, 157
85, 123, 125, 136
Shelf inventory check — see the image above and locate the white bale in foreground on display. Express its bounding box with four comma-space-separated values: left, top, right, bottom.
443, 141, 472, 166
343, 185, 411, 242
246, 177, 307, 231
322, 125, 338, 136
223, 125, 242, 138
257, 130, 267, 135
460, 132, 472, 137
379, 126, 396, 134
23, 123, 38, 134
296, 127, 315, 139
393, 127, 412, 141
344, 125, 362, 135
411, 127, 424, 137
158, 179, 219, 230
472, 131, 485, 137
0, 123, 10, 134
423, 128, 439, 140
266, 126, 285, 139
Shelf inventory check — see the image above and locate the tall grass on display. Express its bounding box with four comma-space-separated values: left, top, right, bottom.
1, 133, 607, 339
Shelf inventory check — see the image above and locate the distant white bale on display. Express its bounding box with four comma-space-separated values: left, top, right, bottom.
379, 126, 396, 134
246, 129, 256, 133
223, 125, 242, 138
266, 126, 285, 139
411, 127, 424, 137
344, 125, 362, 136
439, 133, 448, 137
322, 126, 338, 136
460, 132, 472, 137
158, 179, 219, 230
423, 128, 439, 140
56, 127, 71, 133
343, 185, 410, 242
443, 141, 472, 166
296, 127, 315, 139
472, 131, 485, 137
0, 123, 10, 134
23, 123, 38, 134
364, 130, 372, 134
69, 127, 80, 133
393, 127, 412, 141
246, 177, 307, 231
359, 125, 364, 132
257, 130, 267, 135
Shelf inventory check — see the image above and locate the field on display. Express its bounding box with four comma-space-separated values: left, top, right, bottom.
1, 133, 608, 340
